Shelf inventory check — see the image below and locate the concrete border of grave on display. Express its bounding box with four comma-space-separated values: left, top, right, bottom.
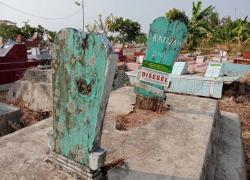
0, 102, 21, 136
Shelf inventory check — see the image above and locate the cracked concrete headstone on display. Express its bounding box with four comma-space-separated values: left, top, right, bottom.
134, 17, 187, 112
50, 28, 117, 179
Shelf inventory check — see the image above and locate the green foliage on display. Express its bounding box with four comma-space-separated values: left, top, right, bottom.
135, 32, 147, 44
165, 1, 250, 52
20, 21, 38, 38
208, 12, 220, 27
165, 8, 189, 25
165, 1, 215, 50
0, 23, 22, 40
207, 16, 250, 51
107, 16, 141, 44
86, 14, 143, 45
209, 17, 234, 47
0, 21, 56, 42
187, 1, 214, 50
232, 17, 249, 43
48, 31, 57, 42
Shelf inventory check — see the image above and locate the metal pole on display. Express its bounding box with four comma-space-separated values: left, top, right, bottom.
82, 0, 84, 32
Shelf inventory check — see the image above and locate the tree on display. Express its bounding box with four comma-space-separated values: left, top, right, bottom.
204, 12, 220, 47
164, 2, 250, 51
207, 16, 250, 51
208, 12, 220, 27
165, 8, 189, 25
20, 21, 38, 38
0, 21, 56, 42
187, 1, 214, 50
48, 31, 57, 42
87, 15, 145, 45
107, 16, 141, 45
0, 23, 22, 40
242, 22, 250, 50
216, 17, 235, 49
86, 14, 113, 35
232, 17, 249, 46
135, 32, 147, 44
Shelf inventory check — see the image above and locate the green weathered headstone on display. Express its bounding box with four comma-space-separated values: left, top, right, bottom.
51, 28, 117, 178
144, 16, 188, 73
134, 17, 187, 111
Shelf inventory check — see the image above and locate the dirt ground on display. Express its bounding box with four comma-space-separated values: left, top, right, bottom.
0, 91, 51, 127
115, 109, 167, 131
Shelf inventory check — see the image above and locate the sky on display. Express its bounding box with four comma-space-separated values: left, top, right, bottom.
0, 0, 249, 33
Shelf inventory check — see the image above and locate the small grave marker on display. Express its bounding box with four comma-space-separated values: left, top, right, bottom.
51, 28, 117, 179
134, 17, 187, 112
171, 62, 188, 75
196, 56, 207, 64
205, 63, 223, 78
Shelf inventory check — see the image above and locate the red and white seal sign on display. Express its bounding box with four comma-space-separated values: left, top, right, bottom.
139, 67, 169, 86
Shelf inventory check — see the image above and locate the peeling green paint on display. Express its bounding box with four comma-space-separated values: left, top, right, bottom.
52, 28, 116, 166
135, 17, 187, 99
145, 16, 187, 69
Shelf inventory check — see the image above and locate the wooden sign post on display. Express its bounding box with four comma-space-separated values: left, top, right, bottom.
134, 17, 187, 112
51, 28, 117, 179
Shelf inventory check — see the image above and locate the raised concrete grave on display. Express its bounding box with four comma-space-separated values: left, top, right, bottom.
7, 68, 52, 112
0, 87, 246, 179
0, 103, 21, 136
215, 111, 247, 180
104, 87, 220, 180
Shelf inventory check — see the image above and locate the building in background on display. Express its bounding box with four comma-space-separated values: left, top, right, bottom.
0, 19, 16, 26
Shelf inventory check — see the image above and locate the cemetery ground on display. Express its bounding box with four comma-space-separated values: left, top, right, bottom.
0, 85, 247, 179
0, 73, 249, 178
0, 1, 249, 177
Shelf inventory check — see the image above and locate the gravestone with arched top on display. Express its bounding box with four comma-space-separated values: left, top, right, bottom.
51, 28, 117, 179
134, 16, 188, 112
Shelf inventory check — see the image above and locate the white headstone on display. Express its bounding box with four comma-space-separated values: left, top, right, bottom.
205, 63, 223, 78
172, 62, 188, 75
220, 50, 227, 57
31, 48, 41, 56
196, 56, 207, 64
136, 55, 144, 64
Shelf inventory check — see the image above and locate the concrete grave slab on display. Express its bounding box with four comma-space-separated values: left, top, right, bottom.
167, 75, 224, 99
215, 111, 247, 180
22, 68, 52, 83
7, 80, 52, 112
0, 118, 72, 180
6, 68, 52, 112
104, 87, 220, 180
0, 87, 246, 180
0, 102, 21, 136
0, 83, 13, 92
